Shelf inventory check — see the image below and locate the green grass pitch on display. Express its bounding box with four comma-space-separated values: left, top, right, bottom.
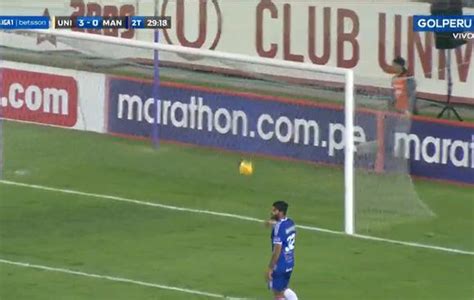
0, 121, 473, 299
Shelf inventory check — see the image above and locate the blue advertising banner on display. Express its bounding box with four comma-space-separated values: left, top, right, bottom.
107, 77, 377, 166
107, 76, 473, 185
384, 114, 474, 184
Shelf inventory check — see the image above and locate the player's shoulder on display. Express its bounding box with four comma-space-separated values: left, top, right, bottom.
281, 218, 296, 233
283, 217, 296, 226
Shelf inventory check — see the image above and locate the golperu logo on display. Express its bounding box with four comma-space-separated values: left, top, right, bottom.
413, 15, 474, 32
0, 68, 78, 127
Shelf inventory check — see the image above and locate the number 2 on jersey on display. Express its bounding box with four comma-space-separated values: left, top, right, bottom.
285, 233, 295, 252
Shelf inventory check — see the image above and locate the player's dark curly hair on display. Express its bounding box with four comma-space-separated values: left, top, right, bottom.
273, 201, 288, 215
393, 56, 408, 73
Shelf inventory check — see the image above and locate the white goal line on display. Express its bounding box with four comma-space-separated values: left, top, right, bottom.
0, 258, 253, 300
0, 179, 472, 256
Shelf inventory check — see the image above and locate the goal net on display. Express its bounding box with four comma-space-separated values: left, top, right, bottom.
0, 28, 434, 238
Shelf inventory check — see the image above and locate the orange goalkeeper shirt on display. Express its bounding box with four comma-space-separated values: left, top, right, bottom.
391, 71, 416, 113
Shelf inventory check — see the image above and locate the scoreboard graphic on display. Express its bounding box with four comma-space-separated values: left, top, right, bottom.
0, 15, 171, 30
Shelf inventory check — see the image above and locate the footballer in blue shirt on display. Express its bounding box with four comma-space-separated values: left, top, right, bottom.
265, 201, 298, 300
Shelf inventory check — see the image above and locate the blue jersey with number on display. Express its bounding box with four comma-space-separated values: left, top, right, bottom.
271, 218, 296, 273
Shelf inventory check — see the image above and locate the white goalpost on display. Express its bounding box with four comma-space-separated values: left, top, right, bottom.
344, 71, 355, 235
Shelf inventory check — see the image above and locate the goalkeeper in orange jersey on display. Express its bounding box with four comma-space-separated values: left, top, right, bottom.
390, 56, 418, 115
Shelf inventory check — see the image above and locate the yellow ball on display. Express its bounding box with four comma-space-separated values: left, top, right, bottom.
239, 160, 253, 176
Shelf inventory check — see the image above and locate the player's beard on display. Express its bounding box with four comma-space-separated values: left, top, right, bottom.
270, 214, 279, 221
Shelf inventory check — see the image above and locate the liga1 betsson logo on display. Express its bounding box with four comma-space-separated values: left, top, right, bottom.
413, 15, 474, 39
